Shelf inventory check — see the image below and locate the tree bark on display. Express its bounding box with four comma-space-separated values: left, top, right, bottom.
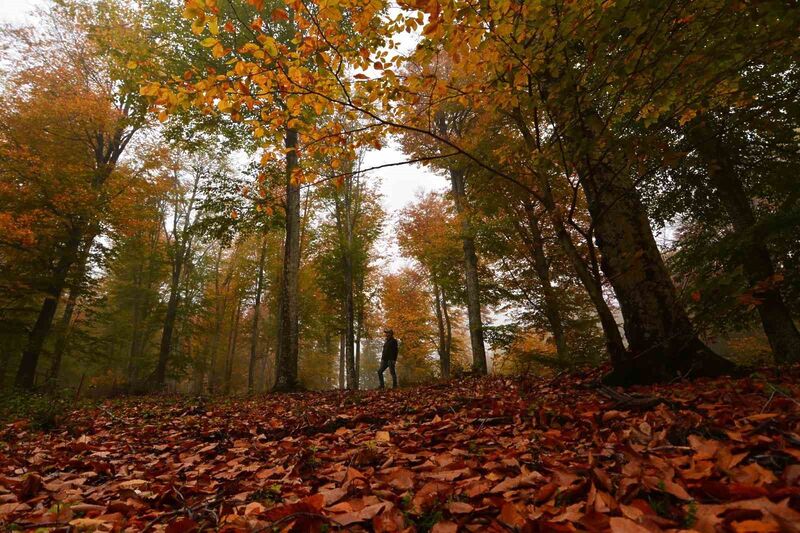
154, 262, 182, 387
517, 202, 569, 360
442, 287, 453, 378
48, 234, 95, 387
449, 168, 488, 374
691, 120, 800, 364
15, 224, 83, 389
433, 282, 451, 378
274, 128, 301, 391
224, 298, 242, 395
511, 113, 627, 364
580, 162, 732, 384
248, 236, 268, 393
338, 331, 346, 390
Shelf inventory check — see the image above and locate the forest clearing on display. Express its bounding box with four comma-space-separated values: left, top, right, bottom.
2, 0, 800, 530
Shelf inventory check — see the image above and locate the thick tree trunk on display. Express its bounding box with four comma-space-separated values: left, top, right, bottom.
517, 202, 569, 360
274, 128, 301, 391
580, 164, 732, 384
691, 121, 800, 364
449, 168, 488, 374
248, 237, 268, 393
15, 225, 83, 389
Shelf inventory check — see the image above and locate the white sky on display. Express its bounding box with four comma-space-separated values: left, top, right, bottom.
0, 0, 443, 271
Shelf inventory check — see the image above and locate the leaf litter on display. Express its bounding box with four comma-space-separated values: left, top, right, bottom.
2, 367, 799, 532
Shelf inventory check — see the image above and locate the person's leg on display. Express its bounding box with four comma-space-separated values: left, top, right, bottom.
377, 358, 387, 388
389, 359, 397, 388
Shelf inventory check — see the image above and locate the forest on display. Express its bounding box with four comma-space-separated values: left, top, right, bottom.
0, 0, 799, 531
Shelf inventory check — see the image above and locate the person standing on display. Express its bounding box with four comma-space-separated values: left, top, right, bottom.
378, 328, 398, 389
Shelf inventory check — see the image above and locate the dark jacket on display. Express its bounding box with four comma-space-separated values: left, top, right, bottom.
382, 338, 398, 361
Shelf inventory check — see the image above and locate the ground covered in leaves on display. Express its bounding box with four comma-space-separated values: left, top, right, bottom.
2, 368, 800, 532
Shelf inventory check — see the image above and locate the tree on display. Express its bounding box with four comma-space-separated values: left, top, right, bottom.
397, 193, 464, 378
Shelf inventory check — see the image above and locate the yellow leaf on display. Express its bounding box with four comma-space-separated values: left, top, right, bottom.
208, 16, 219, 35
126, 60, 138, 69
201, 37, 219, 48
376, 431, 390, 442
263, 37, 279, 58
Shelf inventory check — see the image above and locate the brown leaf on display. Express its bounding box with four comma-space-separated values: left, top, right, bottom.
431, 521, 458, 533
609, 517, 650, 533
499, 501, 527, 528
490, 471, 543, 493
446, 501, 473, 514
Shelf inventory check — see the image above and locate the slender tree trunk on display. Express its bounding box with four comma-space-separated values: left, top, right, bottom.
154, 264, 182, 387
449, 168, 488, 374
516, 202, 569, 360
248, 237, 268, 392
224, 298, 242, 395
442, 287, 453, 378
691, 120, 800, 364
355, 291, 363, 389
48, 289, 77, 388
433, 282, 451, 378
15, 225, 83, 389
338, 331, 345, 390
48, 234, 95, 387
512, 115, 627, 364
344, 267, 357, 390
128, 277, 143, 387
208, 248, 225, 394
274, 128, 301, 391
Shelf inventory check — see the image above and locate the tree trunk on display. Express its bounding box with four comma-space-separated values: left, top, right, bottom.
274, 128, 301, 391
248, 236, 268, 393
48, 288, 77, 388
15, 225, 83, 389
517, 202, 569, 361
344, 266, 357, 390
224, 298, 242, 395
154, 263, 182, 387
442, 287, 453, 378
449, 168, 488, 374
338, 331, 346, 390
208, 248, 225, 394
511, 114, 627, 364
48, 234, 95, 387
433, 282, 450, 378
355, 289, 363, 389
691, 120, 800, 364
580, 163, 732, 384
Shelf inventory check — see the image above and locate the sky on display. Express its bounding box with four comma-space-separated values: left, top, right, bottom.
0, 0, 445, 271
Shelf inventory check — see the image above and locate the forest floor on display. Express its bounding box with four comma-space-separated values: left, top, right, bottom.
2, 367, 800, 532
